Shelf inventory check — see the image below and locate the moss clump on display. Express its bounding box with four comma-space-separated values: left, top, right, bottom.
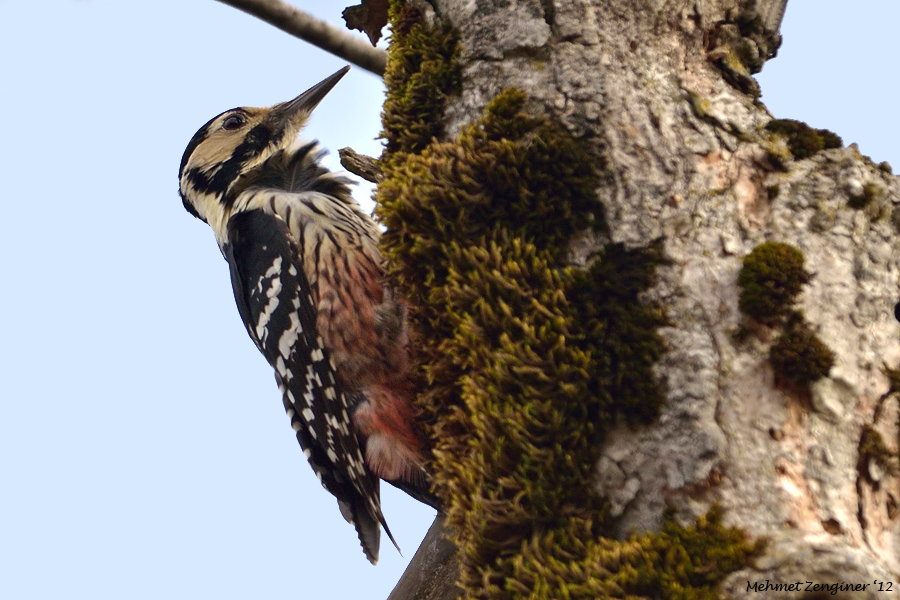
737, 244, 835, 389
769, 313, 835, 386
859, 425, 900, 479
764, 119, 843, 160
504, 507, 763, 599
847, 182, 883, 209
816, 129, 843, 151
569, 241, 671, 424
380, 0, 461, 156
378, 86, 662, 479
737, 241, 811, 324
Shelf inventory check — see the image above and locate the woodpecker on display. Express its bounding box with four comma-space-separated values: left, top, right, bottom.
178, 66, 433, 564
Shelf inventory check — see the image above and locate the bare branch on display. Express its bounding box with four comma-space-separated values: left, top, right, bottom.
386, 516, 460, 600
215, 0, 387, 76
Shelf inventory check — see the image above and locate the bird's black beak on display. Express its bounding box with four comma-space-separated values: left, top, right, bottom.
277, 66, 351, 120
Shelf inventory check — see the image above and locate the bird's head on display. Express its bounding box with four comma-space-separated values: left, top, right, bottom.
178, 66, 349, 225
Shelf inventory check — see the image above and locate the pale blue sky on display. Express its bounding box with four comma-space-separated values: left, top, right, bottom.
0, 1, 896, 599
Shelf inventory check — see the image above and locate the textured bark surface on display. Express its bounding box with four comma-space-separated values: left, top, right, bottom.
387, 0, 899, 597
387, 516, 460, 600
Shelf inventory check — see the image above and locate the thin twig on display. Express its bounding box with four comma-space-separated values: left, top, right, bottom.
215, 0, 387, 76
339, 148, 383, 183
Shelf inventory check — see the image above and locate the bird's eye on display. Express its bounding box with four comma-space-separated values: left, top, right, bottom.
222, 114, 246, 131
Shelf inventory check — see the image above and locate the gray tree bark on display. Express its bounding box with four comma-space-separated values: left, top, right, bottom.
386, 0, 900, 598
387, 517, 460, 600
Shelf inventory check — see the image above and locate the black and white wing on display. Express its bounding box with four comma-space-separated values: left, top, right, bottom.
222, 208, 396, 563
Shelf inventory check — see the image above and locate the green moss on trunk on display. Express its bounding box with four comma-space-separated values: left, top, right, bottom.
737, 241, 810, 324
737, 242, 834, 388
764, 119, 842, 160
769, 313, 835, 386
380, 0, 460, 156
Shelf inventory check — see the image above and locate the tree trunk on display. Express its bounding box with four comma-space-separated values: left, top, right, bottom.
380, 0, 900, 597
